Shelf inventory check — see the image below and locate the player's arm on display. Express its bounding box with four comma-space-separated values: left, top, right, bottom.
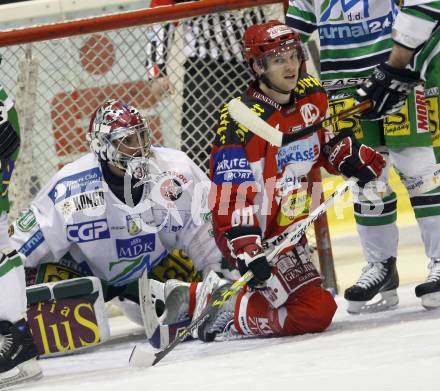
0, 86, 20, 161
392, 2, 439, 59
210, 101, 271, 285
10, 177, 72, 267
355, 2, 440, 120
285, 0, 318, 43
10, 208, 54, 266
387, 45, 415, 69
387, 2, 439, 67
291, 74, 386, 184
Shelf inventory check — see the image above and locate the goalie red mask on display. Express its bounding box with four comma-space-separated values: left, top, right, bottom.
87, 99, 152, 179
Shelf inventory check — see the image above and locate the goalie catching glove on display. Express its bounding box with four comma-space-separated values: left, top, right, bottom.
226, 226, 271, 287
356, 62, 420, 120
324, 130, 386, 186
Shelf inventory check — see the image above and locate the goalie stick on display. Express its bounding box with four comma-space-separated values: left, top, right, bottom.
129, 178, 356, 368
227, 98, 372, 147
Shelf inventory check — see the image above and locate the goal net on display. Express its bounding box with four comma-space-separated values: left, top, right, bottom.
0, 0, 337, 291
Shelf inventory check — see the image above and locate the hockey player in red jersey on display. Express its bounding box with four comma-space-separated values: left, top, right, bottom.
196, 20, 386, 341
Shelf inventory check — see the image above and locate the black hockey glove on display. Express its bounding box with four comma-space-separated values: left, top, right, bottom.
356, 62, 420, 120
323, 130, 386, 186
0, 121, 20, 160
226, 226, 272, 287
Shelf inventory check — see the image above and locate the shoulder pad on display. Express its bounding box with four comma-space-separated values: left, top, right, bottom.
241, 94, 279, 122
214, 94, 278, 146
294, 74, 325, 98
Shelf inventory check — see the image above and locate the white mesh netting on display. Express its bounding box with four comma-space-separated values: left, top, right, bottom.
0, 2, 284, 219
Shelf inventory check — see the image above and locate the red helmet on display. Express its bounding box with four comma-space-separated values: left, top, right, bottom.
87, 99, 151, 177
243, 20, 303, 65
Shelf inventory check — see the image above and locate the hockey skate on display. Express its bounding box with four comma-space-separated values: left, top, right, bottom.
344, 257, 399, 314
197, 282, 238, 342
415, 258, 440, 310
190, 270, 232, 338
0, 318, 42, 389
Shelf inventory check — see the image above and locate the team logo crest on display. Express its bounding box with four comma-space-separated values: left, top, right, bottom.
160, 179, 182, 201
300, 103, 320, 126
16, 208, 37, 232
61, 200, 74, 216
267, 25, 293, 39
126, 214, 142, 236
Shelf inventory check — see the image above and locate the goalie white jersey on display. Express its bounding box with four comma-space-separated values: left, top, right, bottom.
10, 147, 220, 286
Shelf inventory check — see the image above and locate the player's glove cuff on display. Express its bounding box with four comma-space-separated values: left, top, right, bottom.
356, 62, 420, 120
225, 226, 271, 283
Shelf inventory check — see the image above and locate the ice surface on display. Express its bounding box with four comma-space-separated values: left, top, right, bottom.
14, 283, 440, 391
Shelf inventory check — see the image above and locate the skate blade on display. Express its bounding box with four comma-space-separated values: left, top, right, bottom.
346, 290, 399, 314
420, 292, 440, 310
0, 358, 42, 389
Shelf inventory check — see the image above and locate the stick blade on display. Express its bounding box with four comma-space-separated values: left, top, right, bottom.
129, 344, 157, 368
228, 98, 283, 147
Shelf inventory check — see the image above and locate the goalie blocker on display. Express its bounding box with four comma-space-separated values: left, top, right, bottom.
26, 277, 110, 357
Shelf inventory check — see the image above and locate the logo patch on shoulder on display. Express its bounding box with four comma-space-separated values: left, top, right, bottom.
300, 103, 320, 126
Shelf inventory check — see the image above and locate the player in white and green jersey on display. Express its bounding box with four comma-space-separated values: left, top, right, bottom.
0, 82, 20, 247
405, 3, 440, 160
0, 55, 42, 386
287, 0, 440, 313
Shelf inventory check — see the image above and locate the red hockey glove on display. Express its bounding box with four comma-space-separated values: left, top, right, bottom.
226, 226, 271, 285
323, 131, 385, 186
356, 62, 420, 120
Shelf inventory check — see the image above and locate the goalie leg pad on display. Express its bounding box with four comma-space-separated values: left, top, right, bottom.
117, 298, 143, 326
147, 318, 192, 349
139, 270, 198, 348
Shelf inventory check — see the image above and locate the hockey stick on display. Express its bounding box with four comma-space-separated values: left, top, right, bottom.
129, 270, 253, 367
266, 177, 357, 260
227, 98, 372, 147
129, 177, 356, 368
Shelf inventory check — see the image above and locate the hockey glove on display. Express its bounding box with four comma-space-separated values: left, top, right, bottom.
226, 226, 272, 286
323, 131, 385, 186
356, 62, 420, 120
0, 121, 20, 160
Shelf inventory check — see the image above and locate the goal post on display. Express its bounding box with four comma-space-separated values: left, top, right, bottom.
0, 0, 337, 291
